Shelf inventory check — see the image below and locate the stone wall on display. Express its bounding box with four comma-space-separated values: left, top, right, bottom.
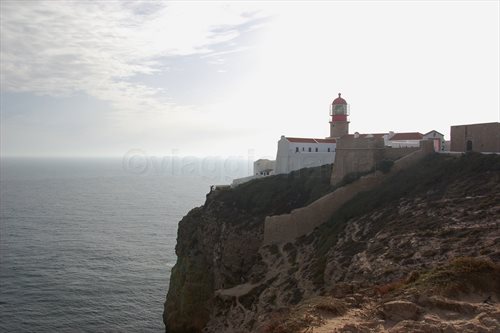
263, 140, 434, 245
263, 172, 386, 245
383, 147, 420, 161
330, 137, 385, 185
331, 137, 424, 186
450, 122, 500, 153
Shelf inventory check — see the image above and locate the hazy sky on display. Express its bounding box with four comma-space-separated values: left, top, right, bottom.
1, 1, 499, 159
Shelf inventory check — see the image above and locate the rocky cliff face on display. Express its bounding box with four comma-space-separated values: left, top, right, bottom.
164, 154, 500, 333
164, 165, 333, 332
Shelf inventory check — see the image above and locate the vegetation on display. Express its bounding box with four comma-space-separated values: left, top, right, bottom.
374, 257, 500, 300
410, 257, 500, 297
216, 164, 334, 216
261, 312, 315, 333
375, 159, 394, 173
310, 153, 500, 285
339, 158, 395, 187
337, 169, 373, 186
313, 298, 347, 315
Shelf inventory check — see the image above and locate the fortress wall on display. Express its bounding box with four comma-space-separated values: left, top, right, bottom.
263, 142, 434, 245
383, 147, 420, 161
331, 137, 385, 186
263, 171, 386, 245
330, 149, 384, 185
337, 136, 385, 150
391, 140, 434, 172
450, 122, 500, 152
262, 215, 298, 246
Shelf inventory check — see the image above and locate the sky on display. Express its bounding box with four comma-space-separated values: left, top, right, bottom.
1, 1, 499, 159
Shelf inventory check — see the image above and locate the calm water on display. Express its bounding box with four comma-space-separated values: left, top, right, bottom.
0, 158, 248, 332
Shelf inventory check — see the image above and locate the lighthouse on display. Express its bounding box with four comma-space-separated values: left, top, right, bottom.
329, 93, 350, 138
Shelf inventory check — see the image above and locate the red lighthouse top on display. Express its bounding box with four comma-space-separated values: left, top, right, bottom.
332, 93, 347, 105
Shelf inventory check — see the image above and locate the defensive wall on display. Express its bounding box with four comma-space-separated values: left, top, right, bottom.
331, 137, 420, 186
263, 140, 434, 245
330, 137, 384, 185
383, 146, 420, 161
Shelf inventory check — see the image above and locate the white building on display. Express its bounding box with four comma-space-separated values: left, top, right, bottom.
231, 93, 447, 187
254, 159, 276, 176
273, 93, 349, 174
383, 131, 445, 151
423, 130, 446, 151
384, 132, 424, 148
231, 159, 276, 187
274, 136, 336, 174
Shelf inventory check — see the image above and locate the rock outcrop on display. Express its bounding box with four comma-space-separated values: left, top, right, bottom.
164, 165, 334, 332
164, 153, 500, 332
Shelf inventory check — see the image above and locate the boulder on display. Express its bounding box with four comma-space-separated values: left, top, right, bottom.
382, 300, 421, 321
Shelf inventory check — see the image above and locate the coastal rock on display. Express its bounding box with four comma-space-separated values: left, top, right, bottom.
164, 154, 500, 332
381, 300, 421, 321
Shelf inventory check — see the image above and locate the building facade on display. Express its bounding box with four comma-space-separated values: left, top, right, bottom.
274, 136, 337, 174
254, 159, 276, 176
423, 130, 446, 151
232, 93, 450, 186
450, 122, 500, 153
385, 132, 424, 148
231, 159, 276, 187
274, 93, 351, 174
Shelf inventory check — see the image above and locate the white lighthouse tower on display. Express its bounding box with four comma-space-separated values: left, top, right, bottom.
329, 93, 350, 138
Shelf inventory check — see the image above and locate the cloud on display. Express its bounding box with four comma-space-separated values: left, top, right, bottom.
0, 1, 265, 117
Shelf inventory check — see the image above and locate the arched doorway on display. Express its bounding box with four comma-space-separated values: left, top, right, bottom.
466, 140, 473, 152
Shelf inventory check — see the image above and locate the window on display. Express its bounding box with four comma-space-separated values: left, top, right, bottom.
308, 147, 312, 152
328, 148, 330, 152
302, 147, 305, 151
295, 147, 299, 153
315, 147, 318, 152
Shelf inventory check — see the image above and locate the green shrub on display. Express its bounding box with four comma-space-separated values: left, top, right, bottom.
413, 257, 500, 297
376, 159, 394, 173
216, 164, 334, 217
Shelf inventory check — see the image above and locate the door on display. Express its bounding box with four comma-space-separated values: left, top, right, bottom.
466, 140, 473, 152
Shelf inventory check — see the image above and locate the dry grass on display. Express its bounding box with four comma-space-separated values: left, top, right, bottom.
411, 257, 500, 298
260, 297, 347, 333
313, 299, 347, 316
374, 278, 406, 296
372, 257, 500, 299
260, 312, 316, 333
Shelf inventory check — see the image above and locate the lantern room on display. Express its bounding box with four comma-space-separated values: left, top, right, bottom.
329, 93, 350, 138
329, 93, 350, 122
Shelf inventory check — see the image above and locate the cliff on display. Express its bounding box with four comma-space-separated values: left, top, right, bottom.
164, 153, 500, 332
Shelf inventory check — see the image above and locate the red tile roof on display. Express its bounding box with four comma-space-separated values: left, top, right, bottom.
286, 137, 336, 144
315, 138, 337, 143
286, 137, 317, 143
389, 132, 424, 141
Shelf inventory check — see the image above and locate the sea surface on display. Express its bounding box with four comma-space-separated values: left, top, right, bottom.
0, 157, 249, 332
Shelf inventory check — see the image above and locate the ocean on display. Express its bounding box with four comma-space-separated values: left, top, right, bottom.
0, 157, 250, 332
